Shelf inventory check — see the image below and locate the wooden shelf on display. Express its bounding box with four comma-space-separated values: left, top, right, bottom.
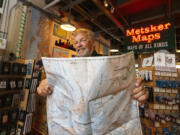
140, 65, 179, 134
139, 66, 154, 71
0, 49, 5, 55
17, 121, 24, 126
0, 106, 17, 112
144, 81, 155, 86
0, 90, 22, 95
54, 46, 76, 53
0, 74, 25, 78
25, 75, 32, 78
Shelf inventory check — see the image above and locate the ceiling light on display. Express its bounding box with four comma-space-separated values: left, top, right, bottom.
176, 65, 180, 68
60, 23, 76, 31
110, 49, 119, 52
60, 0, 76, 32
176, 49, 180, 53
135, 64, 138, 68
104, 0, 108, 7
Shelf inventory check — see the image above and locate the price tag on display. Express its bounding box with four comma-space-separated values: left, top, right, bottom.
162, 89, 165, 92
154, 87, 159, 92
172, 89, 178, 94
172, 72, 177, 77
159, 88, 165, 93
154, 104, 159, 109
160, 72, 165, 76
160, 104, 165, 109
155, 71, 161, 76
173, 105, 179, 110
166, 105, 171, 110
166, 89, 171, 93
167, 72, 171, 77
154, 121, 160, 127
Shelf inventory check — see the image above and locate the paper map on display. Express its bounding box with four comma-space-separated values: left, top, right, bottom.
42, 52, 142, 135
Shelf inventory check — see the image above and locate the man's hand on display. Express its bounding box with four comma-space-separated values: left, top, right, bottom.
132, 77, 149, 106
37, 79, 53, 96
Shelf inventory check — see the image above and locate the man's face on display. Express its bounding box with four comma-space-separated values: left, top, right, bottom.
74, 32, 94, 57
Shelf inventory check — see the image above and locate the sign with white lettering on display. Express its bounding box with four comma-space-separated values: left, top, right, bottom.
125, 20, 175, 54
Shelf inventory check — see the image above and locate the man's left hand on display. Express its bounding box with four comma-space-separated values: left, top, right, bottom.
132, 77, 149, 106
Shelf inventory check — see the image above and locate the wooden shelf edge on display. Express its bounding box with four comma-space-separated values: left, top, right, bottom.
0, 90, 22, 95
0, 106, 17, 112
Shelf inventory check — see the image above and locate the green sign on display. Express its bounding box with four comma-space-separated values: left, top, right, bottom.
125, 20, 175, 54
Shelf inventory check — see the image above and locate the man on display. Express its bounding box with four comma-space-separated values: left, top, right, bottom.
37, 28, 148, 105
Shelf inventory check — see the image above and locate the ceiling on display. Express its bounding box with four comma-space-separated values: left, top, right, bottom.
45, 0, 180, 54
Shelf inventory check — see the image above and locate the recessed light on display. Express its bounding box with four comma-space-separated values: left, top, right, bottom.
110, 49, 119, 52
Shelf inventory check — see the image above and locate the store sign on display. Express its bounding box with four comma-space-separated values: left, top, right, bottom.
125, 20, 175, 54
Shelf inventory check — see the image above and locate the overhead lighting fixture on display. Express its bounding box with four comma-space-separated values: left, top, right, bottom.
60, 1, 76, 32
176, 65, 180, 68
104, 0, 108, 7
135, 64, 138, 68
60, 23, 76, 31
176, 49, 180, 53
110, 49, 119, 52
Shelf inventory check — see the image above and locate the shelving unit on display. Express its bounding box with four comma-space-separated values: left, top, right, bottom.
0, 60, 27, 135
17, 59, 39, 135
139, 64, 180, 135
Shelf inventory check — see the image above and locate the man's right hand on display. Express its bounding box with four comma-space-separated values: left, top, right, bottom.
37, 79, 53, 96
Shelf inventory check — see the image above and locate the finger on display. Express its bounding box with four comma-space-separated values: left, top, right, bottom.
37, 87, 43, 95
37, 79, 53, 96
133, 88, 146, 99
45, 85, 52, 91
136, 76, 142, 87
137, 91, 149, 102
37, 88, 46, 97
41, 92, 47, 97
139, 102, 144, 106
45, 87, 52, 94
47, 90, 52, 94
37, 86, 49, 96
44, 86, 52, 95
132, 83, 144, 95
44, 79, 49, 85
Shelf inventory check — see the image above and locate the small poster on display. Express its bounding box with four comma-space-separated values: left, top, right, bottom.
165, 54, 175, 67
142, 56, 153, 67
154, 53, 165, 67
53, 23, 67, 39
52, 47, 69, 57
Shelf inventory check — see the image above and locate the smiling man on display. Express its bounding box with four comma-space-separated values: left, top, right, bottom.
74, 28, 101, 57
37, 28, 148, 105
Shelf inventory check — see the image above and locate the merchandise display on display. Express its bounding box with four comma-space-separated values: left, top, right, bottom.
17, 59, 41, 135
0, 60, 27, 135
139, 53, 180, 135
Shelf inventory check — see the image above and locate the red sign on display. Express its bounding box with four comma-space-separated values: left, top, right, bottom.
126, 22, 171, 43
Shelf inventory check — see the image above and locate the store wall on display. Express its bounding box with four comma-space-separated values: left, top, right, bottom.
25, 8, 110, 59
0, 0, 18, 36
25, 8, 53, 59
0, 0, 18, 57
0, 0, 46, 58
0, 1, 33, 59
27, 0, 46, 8
1, 0, 110, 60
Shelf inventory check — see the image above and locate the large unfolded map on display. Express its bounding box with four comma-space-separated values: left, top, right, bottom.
42, 52, 142, 135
